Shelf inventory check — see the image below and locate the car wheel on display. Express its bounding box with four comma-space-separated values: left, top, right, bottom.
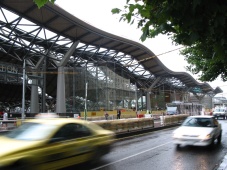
217, 131, 222, 144
89, 148, 102, 164
10, 161, 30, 170
176, 144, 180, 149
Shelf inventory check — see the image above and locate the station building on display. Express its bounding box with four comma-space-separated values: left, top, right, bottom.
0, 0, 223, 117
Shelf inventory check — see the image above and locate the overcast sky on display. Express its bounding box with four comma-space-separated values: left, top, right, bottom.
56, 0, 227, 97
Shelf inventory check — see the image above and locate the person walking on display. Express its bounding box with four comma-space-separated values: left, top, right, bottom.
104, 111, 109, 120
2, 111, 8, 129
3, 111, 8, 120
117, 109, 121, 119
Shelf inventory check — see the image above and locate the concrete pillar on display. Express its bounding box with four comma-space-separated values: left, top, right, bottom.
146, 77, 162, 112
30, 76, 39, 113
55, 41, 79, 113
146, 92, 151, 111
30, 56, 45, 114
56, 66, 66, 113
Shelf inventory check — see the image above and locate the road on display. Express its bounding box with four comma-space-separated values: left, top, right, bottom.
69, 120, 227, 170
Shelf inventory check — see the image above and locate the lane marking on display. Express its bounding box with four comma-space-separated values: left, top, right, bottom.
91, 141, 172, 170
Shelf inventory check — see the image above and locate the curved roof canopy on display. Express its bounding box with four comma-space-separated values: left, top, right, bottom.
0, 0, 222, 104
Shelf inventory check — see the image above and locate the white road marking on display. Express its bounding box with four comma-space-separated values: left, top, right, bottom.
91, 141, 172, 170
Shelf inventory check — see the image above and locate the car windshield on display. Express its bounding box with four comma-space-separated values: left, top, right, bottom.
214, 108, 225, 112
5, 122, 57, 141
182, 117, 214, 127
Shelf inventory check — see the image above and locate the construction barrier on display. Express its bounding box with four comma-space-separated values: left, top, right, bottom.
94, 117, 155, 133
1, 114, 188, 133
161, 114, 189, 126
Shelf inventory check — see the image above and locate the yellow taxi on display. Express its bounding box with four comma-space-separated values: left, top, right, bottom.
0, 116, 115, 170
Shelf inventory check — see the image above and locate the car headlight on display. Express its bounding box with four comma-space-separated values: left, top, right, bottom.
199, 134, 212, 140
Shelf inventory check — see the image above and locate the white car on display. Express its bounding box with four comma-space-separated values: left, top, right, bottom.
213, 107, 227, 119
172, 116, 222, 148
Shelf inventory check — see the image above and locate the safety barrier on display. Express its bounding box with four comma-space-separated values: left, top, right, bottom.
95, 114, 188, 133
94, 118, 155, 133
0, 114, 188, 133
160, 114, 188, 126
0, 118, 22, 130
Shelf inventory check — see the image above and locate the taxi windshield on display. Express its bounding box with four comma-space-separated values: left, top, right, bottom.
6, 122, 57, 141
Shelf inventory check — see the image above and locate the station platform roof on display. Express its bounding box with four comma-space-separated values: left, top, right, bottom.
0, 0, 223, 108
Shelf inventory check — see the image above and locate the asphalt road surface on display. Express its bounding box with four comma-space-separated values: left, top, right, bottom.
69, 120, 227, 170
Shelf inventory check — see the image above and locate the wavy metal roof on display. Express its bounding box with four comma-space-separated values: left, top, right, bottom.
0, 0, 222, 104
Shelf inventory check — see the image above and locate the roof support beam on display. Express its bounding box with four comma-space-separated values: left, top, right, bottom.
56, 41, 79, 113
30, 56, 45, 113
146, 77, 162, 111
58, 41, 80, 67
148, 77, 162, 91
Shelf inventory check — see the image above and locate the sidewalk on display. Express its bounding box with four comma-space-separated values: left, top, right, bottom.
217, 154, 227, 170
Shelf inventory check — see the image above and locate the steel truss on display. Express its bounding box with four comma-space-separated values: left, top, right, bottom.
0, 5, 215, 112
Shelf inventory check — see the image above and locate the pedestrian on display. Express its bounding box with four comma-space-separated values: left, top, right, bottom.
2, 111, 8, 128
117, 109, 121, 119
3, 111, 8, 120
0, 111, 3, 118
104, 111, 109, 120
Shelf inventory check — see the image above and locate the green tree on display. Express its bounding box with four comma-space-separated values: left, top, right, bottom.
33, 0, 56, 8
112, 0, 227, 82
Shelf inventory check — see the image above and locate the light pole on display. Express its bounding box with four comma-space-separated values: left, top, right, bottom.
84, 82, 88, 120
135, 83, 138, 114
22, 59, 26, 119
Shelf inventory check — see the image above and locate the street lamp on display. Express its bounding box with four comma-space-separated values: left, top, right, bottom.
84, 81, 88, 120
135, 83, 138, 113
22, 59, 26, 119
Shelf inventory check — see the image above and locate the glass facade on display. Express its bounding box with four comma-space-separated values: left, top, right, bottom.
64, 66, 139, 112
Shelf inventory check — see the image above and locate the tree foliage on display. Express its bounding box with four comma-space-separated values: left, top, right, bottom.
33, 0, 56, 8
112, 0, 227, 82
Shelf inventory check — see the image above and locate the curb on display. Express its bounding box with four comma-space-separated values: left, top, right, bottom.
217, 154, 227, 170
115, 123, 180, 139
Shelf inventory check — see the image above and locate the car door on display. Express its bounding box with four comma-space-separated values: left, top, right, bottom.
34, 123, 96, 170
212, 118, 221, 139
